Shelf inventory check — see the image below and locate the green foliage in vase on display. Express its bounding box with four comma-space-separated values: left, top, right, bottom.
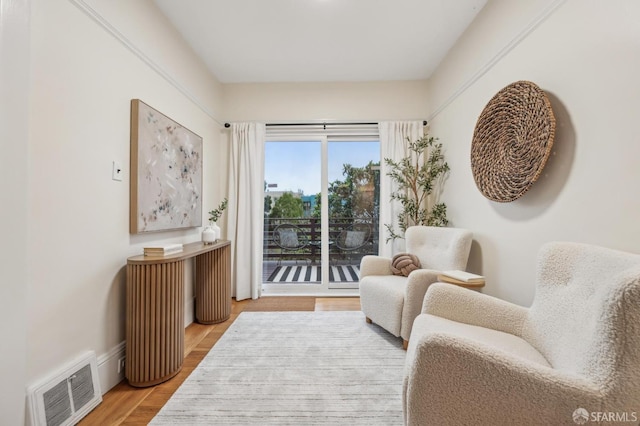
208, 198, 228, 223
385, 135, 449, 242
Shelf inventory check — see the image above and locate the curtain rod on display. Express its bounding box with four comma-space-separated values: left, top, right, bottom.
223, 120, 428, 128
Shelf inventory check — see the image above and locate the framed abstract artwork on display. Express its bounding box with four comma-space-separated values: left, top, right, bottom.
130, 99, 203, 233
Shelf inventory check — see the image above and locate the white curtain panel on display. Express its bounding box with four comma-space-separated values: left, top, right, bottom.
378, 121, 424, 257
227, 123, 266, 300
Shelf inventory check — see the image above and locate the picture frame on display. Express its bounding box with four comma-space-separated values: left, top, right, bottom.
130, 99, 203, 234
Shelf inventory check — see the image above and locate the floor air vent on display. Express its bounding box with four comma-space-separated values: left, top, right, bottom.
28, 351, 102, 426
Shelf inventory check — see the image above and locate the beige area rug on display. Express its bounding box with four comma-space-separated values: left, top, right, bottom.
150, 311, 405, 425
239, 296, 316, 311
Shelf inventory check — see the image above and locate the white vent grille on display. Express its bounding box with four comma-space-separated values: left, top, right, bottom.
28, 351, 102, 426
43, 380, 71, 426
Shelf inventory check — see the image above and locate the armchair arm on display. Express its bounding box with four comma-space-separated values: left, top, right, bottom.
422, 282, 528, 337
404, 333, 603, 426
359, 255, 392, 278
399, 269, 440, 341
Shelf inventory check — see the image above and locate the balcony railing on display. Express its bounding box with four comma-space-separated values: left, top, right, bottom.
263, 217, 379, 266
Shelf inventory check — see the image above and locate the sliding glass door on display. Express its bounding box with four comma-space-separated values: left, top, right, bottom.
262, 136, 379, 294
262, 140, 323, 289
327, 141, 379, 289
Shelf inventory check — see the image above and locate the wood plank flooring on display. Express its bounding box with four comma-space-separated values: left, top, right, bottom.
79, 297, 361, 426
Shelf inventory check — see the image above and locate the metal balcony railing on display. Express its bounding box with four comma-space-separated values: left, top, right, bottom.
263, 217, 379, 266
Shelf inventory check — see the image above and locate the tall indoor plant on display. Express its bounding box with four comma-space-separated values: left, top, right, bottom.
385, 134, 449, 242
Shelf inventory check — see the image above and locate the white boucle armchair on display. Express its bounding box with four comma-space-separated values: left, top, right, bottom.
359, 226, 472, 347
404, 241, 640, 426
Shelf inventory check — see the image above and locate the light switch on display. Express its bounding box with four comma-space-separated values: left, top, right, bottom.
112, 161, 123, 181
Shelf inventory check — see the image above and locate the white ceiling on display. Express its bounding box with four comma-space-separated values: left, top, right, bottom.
153, 0, 487, 84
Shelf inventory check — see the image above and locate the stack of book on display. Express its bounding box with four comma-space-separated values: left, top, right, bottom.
143, 243, 183, 256
438, 270, 485, 286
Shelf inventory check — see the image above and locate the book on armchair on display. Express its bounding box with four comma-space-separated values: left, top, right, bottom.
439, 270, 485, 284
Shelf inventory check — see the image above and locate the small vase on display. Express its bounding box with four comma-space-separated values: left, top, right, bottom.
210, 222, 221, 241
202, 225, 216, 245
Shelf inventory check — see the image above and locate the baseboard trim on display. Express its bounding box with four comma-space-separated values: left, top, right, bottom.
185, 296, 195, 327
96, 341, 125, 394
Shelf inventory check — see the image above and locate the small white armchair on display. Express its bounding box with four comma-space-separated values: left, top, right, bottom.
404, 242, 640, 425
359, 226, 473, 347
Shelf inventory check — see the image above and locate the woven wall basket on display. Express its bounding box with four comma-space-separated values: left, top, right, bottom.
471, 80, 556, 202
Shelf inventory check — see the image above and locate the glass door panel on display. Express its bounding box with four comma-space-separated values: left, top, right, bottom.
327, 141, 380, 289
262, 141, 323, 288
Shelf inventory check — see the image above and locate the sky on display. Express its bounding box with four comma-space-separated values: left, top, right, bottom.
264, 141, 380, 195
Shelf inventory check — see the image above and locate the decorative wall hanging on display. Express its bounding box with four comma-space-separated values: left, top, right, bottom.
471, 81, 556, 202
130, 99, 203, 233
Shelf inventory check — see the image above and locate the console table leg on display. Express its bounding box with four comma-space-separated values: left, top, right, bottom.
195, 244, 231, 324
126, 261, 184, 387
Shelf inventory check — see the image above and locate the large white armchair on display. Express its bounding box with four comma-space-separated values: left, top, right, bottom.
359, 226, 472, 347
404, 241, 640, 425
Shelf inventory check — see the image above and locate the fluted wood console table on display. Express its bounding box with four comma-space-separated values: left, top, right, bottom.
125, 240, 231, 387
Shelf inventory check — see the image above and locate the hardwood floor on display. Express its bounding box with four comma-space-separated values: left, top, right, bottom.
80, 297, 361, 426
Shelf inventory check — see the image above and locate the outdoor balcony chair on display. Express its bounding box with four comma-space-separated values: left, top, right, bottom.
334, 223, 372, 265
272, 223, 309, 266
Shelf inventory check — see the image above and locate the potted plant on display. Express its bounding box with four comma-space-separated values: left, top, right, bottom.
203, 198, 228, 244
384, 134, 449, 242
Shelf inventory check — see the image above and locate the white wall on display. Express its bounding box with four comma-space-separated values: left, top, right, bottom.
223, 80, 429, 122
0, 0, 30, 423
26, 0, 225, 398
427, 0, 640, 305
